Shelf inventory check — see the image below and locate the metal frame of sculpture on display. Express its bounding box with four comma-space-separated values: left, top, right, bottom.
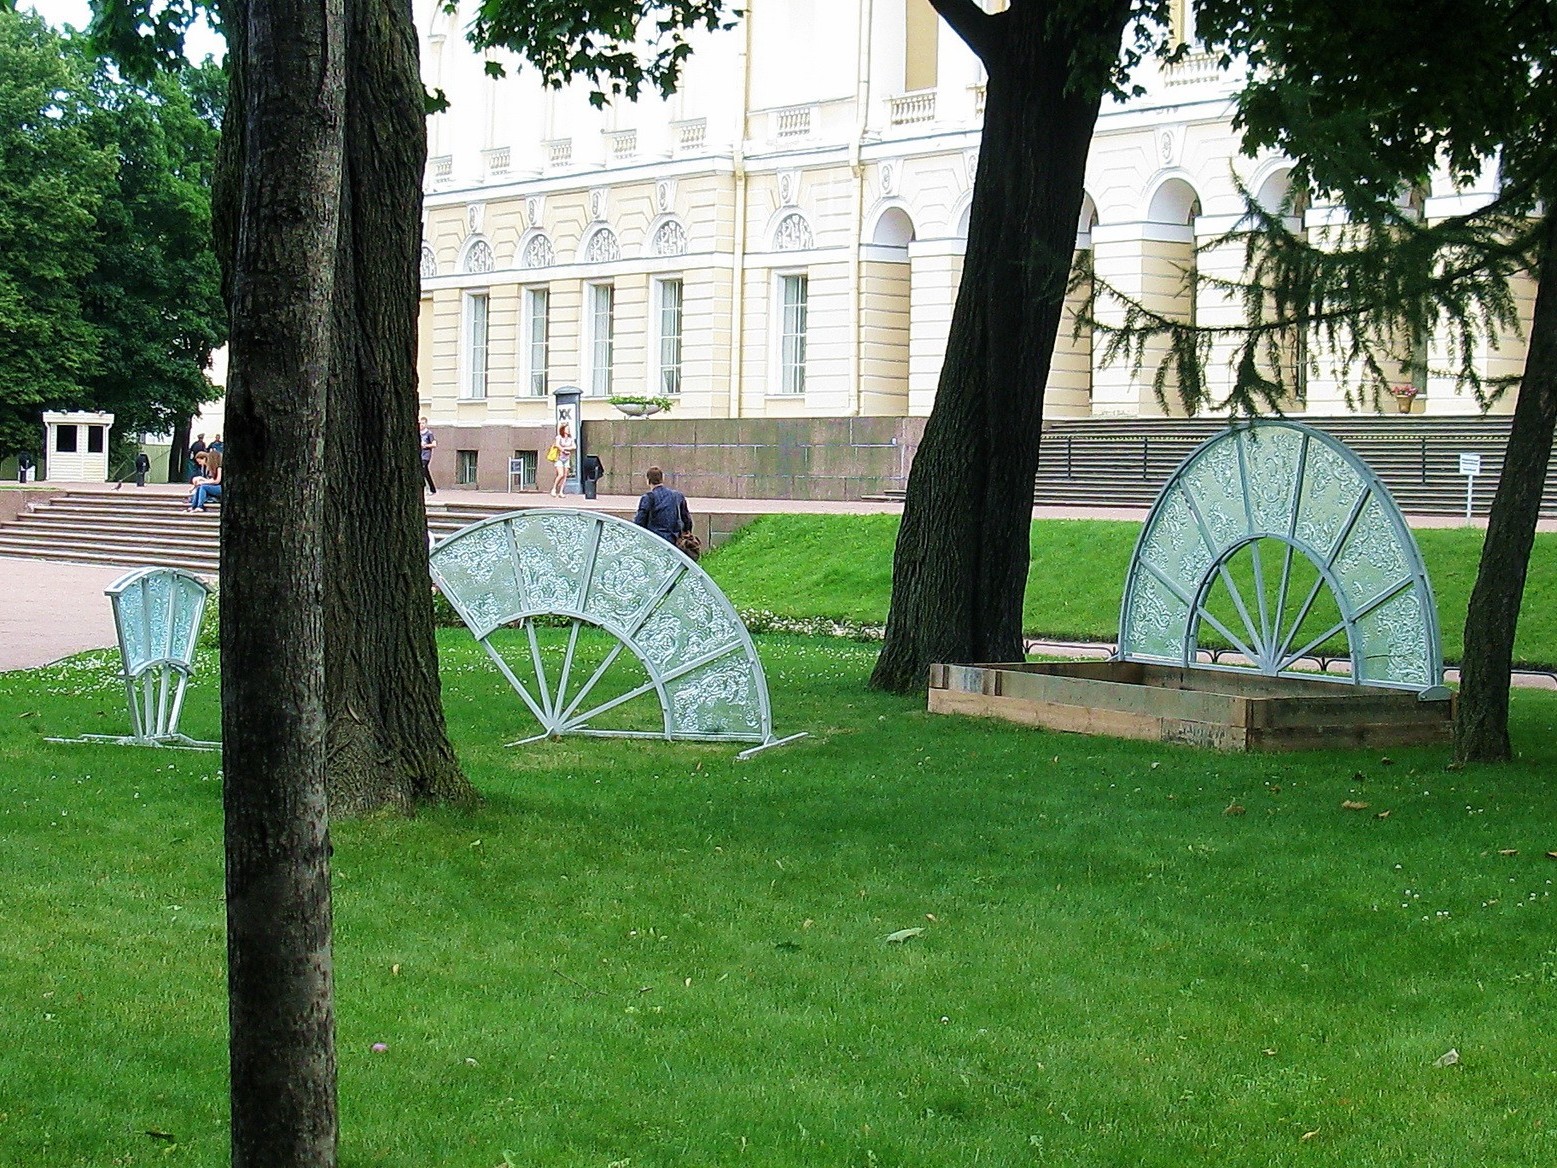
430, 509, 804, 758
48, 566, 219, 750
1118, 420, 1446, 693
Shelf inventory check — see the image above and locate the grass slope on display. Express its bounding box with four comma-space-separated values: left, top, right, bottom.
708, 515, 1557, 666
4, 635, 1557, 1165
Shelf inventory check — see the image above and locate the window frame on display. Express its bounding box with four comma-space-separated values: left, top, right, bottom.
652, 276, 684, 397
776, 271, 809, 396
520, 285, 550, 398
461, 289, 490, 400
584, 281, 615, 397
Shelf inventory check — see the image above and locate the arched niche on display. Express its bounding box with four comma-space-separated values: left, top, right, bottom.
869, 205, 916, 248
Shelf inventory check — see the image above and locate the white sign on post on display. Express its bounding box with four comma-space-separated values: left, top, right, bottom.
1458, 452, 1483, 522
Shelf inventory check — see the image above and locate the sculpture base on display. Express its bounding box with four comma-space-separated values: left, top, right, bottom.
928, 661, 1452, 752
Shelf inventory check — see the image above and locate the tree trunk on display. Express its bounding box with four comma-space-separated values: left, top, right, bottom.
216, 0, 343, 1163
324, 0, 473, 815
871, 0, 1132, 693
167, 417, 191, 483
1454, 216, 1557, 762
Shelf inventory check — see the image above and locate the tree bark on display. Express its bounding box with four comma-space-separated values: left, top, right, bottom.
216, 0, 343, 1163
167, 417, 191, 483
324, 0, 473, 815
871, 0, 1133, 693
1454, 215, 1557, 762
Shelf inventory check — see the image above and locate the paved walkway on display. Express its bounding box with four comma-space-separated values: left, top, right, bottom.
1, 486, 1551, 673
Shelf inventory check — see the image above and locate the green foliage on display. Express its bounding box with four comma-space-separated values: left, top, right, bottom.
460, 0, 741, 107
0, 8, 224, 455
0, 8, 111, 456
607, 393, 675, 412
705, 514, 1557, 667
5, 635, 1557, 1164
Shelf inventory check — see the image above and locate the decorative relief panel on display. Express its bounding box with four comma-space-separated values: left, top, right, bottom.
774, 212, 813, 252
521, 233, 554, 269
462, 238, 495, 274
650, 219, 688, 257
583, 227, 620, 264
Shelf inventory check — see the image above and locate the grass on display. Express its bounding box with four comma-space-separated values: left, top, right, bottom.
5, 632, 1557, 1166
706, 515, 1557, 666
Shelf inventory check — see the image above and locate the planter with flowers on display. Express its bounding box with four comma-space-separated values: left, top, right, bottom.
609, 394, 675, 418
1389, 384, 1421, 413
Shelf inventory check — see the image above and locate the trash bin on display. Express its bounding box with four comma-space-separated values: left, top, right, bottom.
581, 454, 605, 500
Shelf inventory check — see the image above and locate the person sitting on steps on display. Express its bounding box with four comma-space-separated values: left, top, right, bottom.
185, 451, 222, 511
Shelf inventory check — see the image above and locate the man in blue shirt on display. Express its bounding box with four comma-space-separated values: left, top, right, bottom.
633, 466, 692, 545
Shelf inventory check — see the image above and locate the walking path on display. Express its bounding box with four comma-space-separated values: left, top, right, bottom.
1, 486, 1552, 674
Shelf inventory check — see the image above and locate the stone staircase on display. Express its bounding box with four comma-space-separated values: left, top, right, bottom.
0, 489, 639, 575
1029, 416, 1557, 518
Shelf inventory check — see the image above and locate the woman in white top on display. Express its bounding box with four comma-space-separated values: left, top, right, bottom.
550, 422, 576, 497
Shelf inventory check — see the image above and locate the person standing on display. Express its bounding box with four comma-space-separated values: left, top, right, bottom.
632, 466, 692, 546
419, 416, 437, 494
187, 433, 207, 481
209, 434, 224, 454
549, 421, 576, 497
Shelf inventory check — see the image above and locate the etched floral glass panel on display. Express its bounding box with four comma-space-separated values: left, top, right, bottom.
1353, 589, 1432, 687
665, 652, 764, 736
509, 512, 595, 613
582, 521, 683, 634
1238, 425, 1304, 535
1292, 440, 1366, 558
1136, 485, 1213, 597
1122, 569, 1190, 660
1332, 495, 1410, 608
430, 521, 526, 638
1176, 435, 1247, 550
637, 572, 743, 668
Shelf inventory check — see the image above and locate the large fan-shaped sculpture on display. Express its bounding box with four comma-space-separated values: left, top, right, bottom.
430, 509, 803, 757
1119, 420, 1445, 691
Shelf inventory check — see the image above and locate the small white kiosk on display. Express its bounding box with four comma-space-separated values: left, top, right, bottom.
42, 411, 115, 482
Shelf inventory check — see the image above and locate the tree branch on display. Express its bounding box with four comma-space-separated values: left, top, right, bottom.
928, 0, 1000, 65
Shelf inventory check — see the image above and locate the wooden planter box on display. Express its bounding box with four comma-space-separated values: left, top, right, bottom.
928, 661, 1453, 752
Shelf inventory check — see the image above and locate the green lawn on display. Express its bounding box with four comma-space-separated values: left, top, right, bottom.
4, 633, 1557, 1166
707, 515, 1557, 667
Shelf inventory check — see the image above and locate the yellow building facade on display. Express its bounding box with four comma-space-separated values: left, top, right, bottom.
415, 0, 1528, 486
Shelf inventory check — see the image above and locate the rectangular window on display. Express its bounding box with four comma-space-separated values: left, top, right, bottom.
87, 426, 105, 454
522, 287, 550, 397
779, 273, 808, 395
655, 277, 684, 396
56, 425, 78, 453
456, 449, 479, 485
463, 292, 489, 399
509, 449, 537, 490
586, 282, 615, 397
904, 0, 939, 91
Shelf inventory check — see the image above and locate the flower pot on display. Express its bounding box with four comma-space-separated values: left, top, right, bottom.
612, 402, 662, 418
1395, 396, 1415, 414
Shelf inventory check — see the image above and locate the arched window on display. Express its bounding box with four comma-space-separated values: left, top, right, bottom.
420, 245, 438, 279
774, 213, 813, 251
583, 227, 620, 264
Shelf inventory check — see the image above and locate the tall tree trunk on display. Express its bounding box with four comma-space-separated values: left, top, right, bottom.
1454, 216, 1557, 762
324, 0, 473, 815
216, 0, 343, 1163
167, 417, 191, 483
871, 0, 1132, 693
